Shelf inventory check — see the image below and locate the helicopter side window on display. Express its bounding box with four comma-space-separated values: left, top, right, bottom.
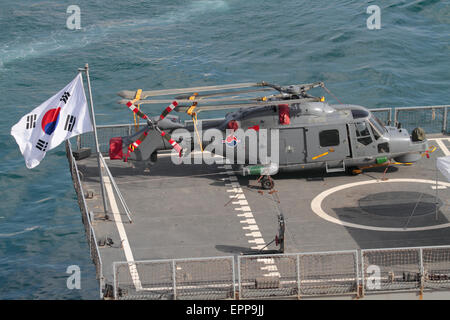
355, 122, 373, 146
319, 129, 340, 147
369, 116, 385, 140
371, 125, 381, 140
378, 142, 390, 153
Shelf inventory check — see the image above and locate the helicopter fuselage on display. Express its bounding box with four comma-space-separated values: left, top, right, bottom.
112, 102, 428, 176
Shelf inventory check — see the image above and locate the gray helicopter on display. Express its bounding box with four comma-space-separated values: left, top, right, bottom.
110, 81, 429, 189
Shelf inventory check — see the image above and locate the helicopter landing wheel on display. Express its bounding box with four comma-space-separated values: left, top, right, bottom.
260, 175, 274, 190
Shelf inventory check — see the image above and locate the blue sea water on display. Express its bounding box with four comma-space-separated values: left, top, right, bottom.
0, 0, 449, 299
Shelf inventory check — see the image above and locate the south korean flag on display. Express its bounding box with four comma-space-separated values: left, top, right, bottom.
11, 73, 93, 169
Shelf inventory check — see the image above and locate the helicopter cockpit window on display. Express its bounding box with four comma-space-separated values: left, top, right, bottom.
369, 119, 381, 140
355, 122, 373, 146
369, 116, 386, 140
319, 129, 340, 147
351, 109, 369, 119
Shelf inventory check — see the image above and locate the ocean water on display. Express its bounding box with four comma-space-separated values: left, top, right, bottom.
0, 0, 449, 299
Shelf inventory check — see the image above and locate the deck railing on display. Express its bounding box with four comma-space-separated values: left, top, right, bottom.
112, 245, 450, 300
369, 105, 449, 134
66, 140, 105, 299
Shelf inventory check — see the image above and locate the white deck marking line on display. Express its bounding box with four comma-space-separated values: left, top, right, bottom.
235, 206, 252, 211
223, 171, 280, 278
251, 245, 265, 250
238, 212, 254, 218
261, 264, 278, 271
225, 183, 240, 188
432, 186, 447, 190
246, 231, 263, 237
258, 258, 275, 264
102, 171, 143, 290
434, 139, 450, 156
249, 238, 265, 244
240, 218, 257, 224
243, 225, 259, 231
311, 178, 450, 232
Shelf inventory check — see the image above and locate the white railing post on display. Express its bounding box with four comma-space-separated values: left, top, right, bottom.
419, 247, 425, 295
237, 256, 241, 300
113, 262, 118, 300
443, 106, 448, 133
172, 260, 177, 300
360, 250, 365, 297
296, 254, 301, 299
231, 256, 236, 299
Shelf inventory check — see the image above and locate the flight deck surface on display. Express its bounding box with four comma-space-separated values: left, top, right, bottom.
72, 134, 450, 296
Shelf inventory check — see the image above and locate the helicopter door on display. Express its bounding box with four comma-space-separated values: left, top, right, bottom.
350, 121, 376, 157
306, 125, 350, 162
279, 128, 306, 164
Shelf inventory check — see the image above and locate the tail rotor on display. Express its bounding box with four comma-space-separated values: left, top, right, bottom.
124, 96, 183, 158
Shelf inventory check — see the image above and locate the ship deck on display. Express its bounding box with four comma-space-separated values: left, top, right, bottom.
72, 134, 450, 299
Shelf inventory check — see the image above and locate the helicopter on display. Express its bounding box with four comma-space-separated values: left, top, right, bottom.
109, 81, 429, 189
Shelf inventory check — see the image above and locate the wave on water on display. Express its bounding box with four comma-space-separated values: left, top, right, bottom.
0, 226, 39, 238
0, 0, 230, 66
34, 197, 52, 204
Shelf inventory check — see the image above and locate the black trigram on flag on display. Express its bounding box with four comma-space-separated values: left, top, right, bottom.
64, 114, 76, 132
26, 114, 37, 129
60, 91, 71, 104
36, 139, 48, 152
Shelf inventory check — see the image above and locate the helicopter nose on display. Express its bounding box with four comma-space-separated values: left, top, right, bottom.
394, 153, 422, 163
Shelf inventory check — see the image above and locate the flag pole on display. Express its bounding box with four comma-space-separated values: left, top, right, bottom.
79, 63, 108, 216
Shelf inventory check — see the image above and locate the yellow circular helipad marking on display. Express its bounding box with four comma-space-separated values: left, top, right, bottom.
310, 179, 450, 232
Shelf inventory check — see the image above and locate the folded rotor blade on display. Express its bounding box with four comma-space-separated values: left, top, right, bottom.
126, 100, 149, 120
125, 127, 152, 160
159, 101, 178, 121
174, 88, 274, 99
174, 97, 321, 113
118, 82, 263, 100
118, 95, 268, 105
160, 131, 183, 156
